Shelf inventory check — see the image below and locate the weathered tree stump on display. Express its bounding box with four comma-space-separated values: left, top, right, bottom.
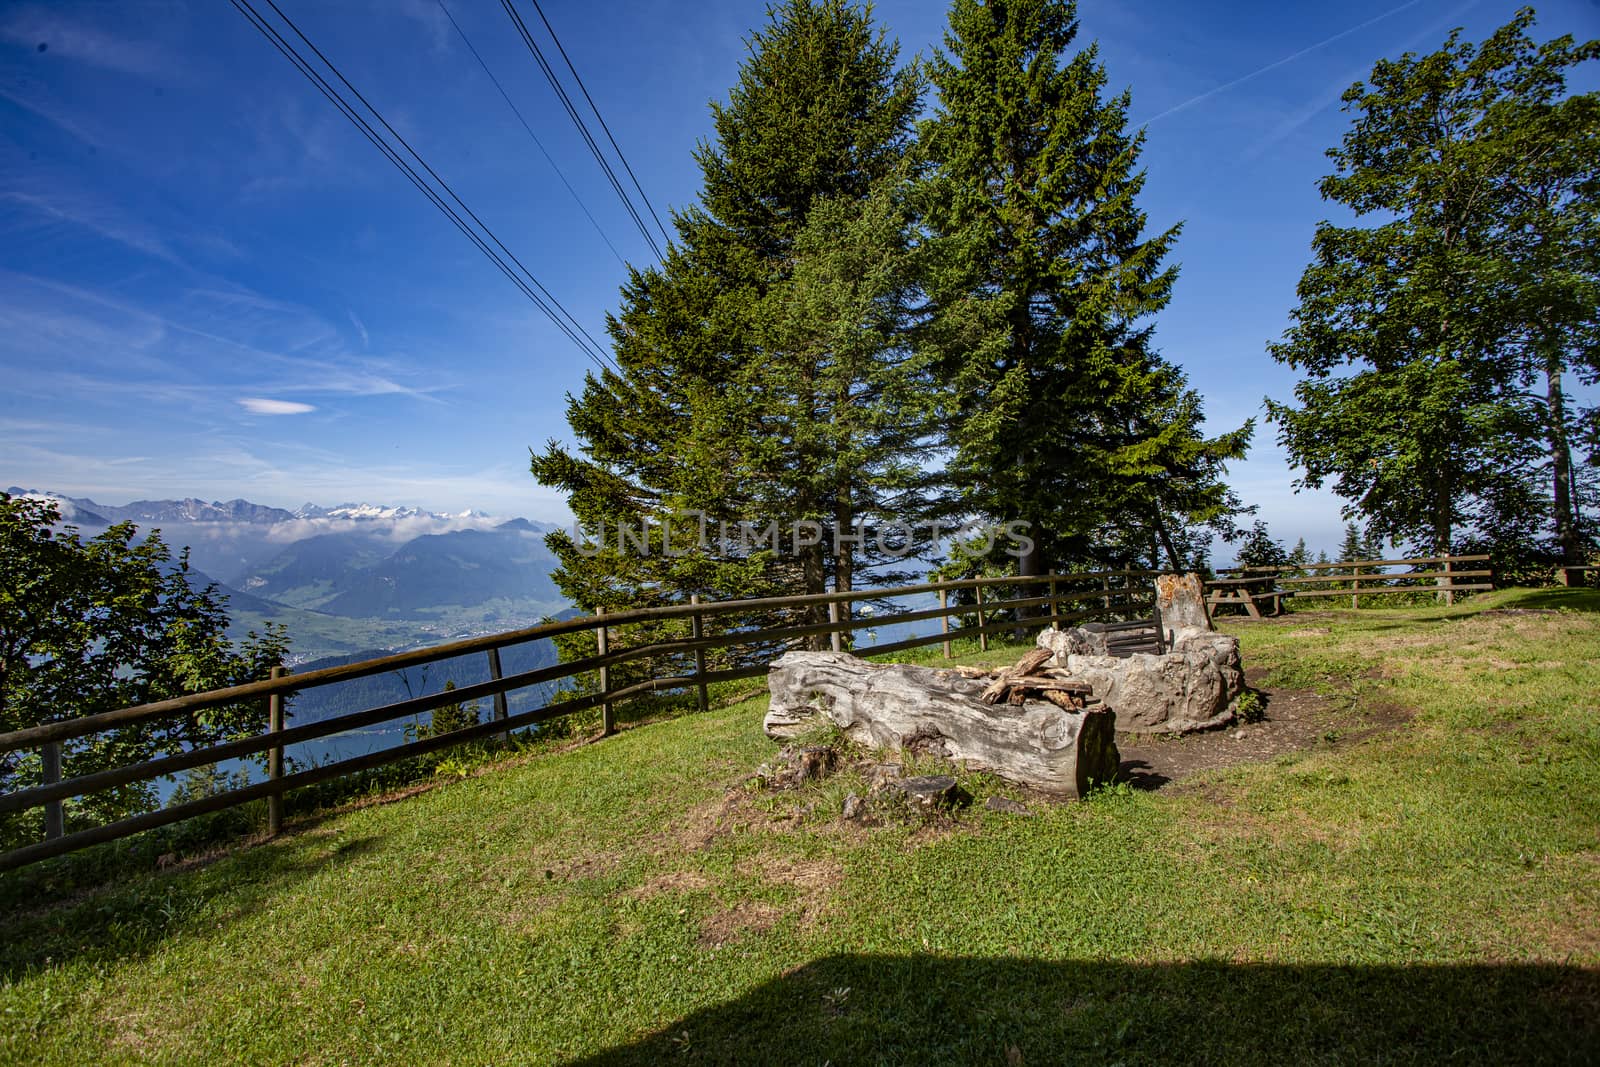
1155, 572, 1212, 646
765, 652, 1120, 798
890, 775, 970, 811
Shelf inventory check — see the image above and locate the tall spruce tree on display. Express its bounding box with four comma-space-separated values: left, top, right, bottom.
921, 0, 1250, 577
531, 0, 925, 659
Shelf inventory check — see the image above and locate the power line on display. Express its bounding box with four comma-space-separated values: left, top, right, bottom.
525, 0, 672, 250
434, 0, 628, 271
258, 0, 615, 371
229, 0, 618, 375
499, 0, 665, 262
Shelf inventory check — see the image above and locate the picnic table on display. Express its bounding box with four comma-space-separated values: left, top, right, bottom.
1205, 575, 1293, 619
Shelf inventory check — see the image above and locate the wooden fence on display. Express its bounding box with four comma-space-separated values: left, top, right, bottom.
0, 569, 1160, 872
1217, 554, 1493, 609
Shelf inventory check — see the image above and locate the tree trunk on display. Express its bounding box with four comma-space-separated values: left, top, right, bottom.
765, 652, 1120, 798
1150, 494, 1183, 571
1546, 352, 1584, 566
1432, 474, 1454, 558
833, 495, 854, 597
1015, 535, 1043, 628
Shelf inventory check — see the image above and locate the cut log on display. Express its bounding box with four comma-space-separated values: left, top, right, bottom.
1039, 690, 1084, 712
766, 652, 1120, 798
1011, 677, 1092, 694
981, 647, 1055, 704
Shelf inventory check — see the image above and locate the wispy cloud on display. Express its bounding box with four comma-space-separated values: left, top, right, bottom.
1239, 0, 1485, 160
0, 272, 450, 413
1, 189, 186, 266
1137, 0, 1427, 126
0, 84, 107, 151
394, 0, 455, 55
239, 398, 316, 416
0, 7, 183, 81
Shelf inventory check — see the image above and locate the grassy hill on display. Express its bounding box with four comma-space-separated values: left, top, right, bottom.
1, 588, 1596, 1064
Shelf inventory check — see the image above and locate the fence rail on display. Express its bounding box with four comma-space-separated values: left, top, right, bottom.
1217, 554, 1493, 609
0, 569, 1161, 872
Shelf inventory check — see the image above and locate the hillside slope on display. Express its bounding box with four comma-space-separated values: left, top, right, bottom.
1, 589, 1596, 1064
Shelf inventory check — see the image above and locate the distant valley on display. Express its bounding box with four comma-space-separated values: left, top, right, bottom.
9, 488, 571, 664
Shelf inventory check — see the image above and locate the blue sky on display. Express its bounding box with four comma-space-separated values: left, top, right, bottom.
3, 0, 1597, 557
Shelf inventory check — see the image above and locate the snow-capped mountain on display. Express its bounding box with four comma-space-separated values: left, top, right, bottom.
292, 502, 435, 521
6, 486, 568, 660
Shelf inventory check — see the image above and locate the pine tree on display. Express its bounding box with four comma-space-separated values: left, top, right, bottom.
1338, 522, 1365, 564
531, 0, 925, 663
921, 0, 1250, 577
1287, 537, 1310, 574
1236, 520, 1288, 569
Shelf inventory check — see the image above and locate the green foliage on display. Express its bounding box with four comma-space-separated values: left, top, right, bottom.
921, 0, 1252, 575
404, 680, 481, 742
1286, 537, 1310, 574
1234, 688, 1265, 724
1268, 9, 1600, 563
1235, 521, 1289, 569
532, 0, 928, 676
165, 763, 251, 808
0, 493, 289, 849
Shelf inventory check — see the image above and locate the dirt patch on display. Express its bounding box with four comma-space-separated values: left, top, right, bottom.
753, 854, 843, 893
1116, 670, 1412, 790
667, 788, 769, 853
698, 900, 785, 948
630, 869, 712, 899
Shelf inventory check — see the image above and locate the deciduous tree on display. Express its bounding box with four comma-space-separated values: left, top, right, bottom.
0, 493, 288, 847
1268, 9, 1599, 562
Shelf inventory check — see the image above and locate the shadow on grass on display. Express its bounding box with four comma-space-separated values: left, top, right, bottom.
576, 954, 1600, 1065
1486, 587, 1600, 613
0, 828, 383, 981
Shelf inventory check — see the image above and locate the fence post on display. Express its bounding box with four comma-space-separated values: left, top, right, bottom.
486, 647, 509, 742
828, 601, 843, 654
1351, 573, 1360, 610
689, 594, 709, 713
267, 664, 286, 837
596, 607, 614, 736
975, 584, 988, 652
1101, 574, 1111, 612
1443, 556, 1456, 606
41, 741, 64, 840
940, 588, 951, 659
1048, 575, 1058, 626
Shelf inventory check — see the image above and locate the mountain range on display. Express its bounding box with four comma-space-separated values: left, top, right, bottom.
9, 488, 570, 662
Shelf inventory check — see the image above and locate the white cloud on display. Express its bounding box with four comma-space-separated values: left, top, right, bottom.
1136, 0, 1426, 126
1, 9, 182, 80
1, 190, 186, 266
348, 310, 370, 349
239, 398, 316, 416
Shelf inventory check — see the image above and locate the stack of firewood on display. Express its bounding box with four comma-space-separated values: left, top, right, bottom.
948, 648, 1097, 711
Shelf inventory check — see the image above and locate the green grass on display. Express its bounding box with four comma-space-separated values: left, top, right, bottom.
2, 589, 1597, 1064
